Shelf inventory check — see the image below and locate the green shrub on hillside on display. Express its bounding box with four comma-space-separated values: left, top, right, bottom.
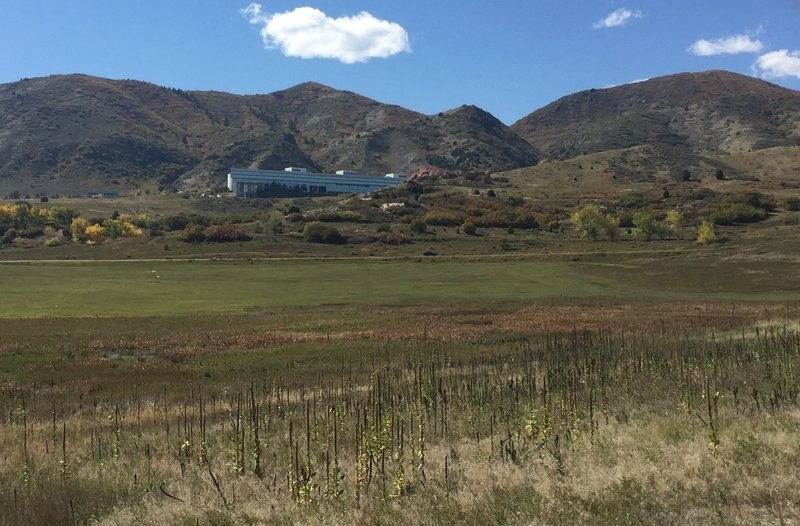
423, 210, 464, 227
711, 204, 768, 225
303, 222, 346, 244
314, 211, 369, 223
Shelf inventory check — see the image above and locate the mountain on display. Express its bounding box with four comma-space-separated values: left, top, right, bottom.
512, 70, 800, 160
0, 75, 539, 193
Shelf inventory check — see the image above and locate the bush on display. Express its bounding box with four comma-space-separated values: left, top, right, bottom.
785, 197, 800, 212
303, 222, 346, 244
204, 224, 251, 242
180, 224, 207, 243
1, 229, 17, 245
19, 226, 44, 239
44, 237, 64, 247
285, 213, 305, 223
164, 214, 210, 231
743, 192, 776, 212
462, 220, 478, 235
711, 204, 768, 225
423, 210, 464, 227
314, 211, 368, 223
410, 219, 427, 234
372, 232, 413, 245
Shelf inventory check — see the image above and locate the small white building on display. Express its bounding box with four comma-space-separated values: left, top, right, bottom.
227, 167, 405, 197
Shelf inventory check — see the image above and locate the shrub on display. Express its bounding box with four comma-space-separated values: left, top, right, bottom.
19, 226, 44, 239
85, 224, 105, 244
204, 224, 251, 242
48, 208, 80, 229
711, 204, 768, 225
44, 237, 64, 247
180, 224, 207, 243
314, 211, 368, 223
1, 229, 17, 245
285, 213, 305, 223
164, 214, 210, 231
102, 219, 143, 239
743, 192, 776, 212
373, 232, 413, 245
511, 213, 539, 229
70, 217, 89, 242
786, 197, 800, 211
410, 219, 427, 234
462, 220, 478, 235
423, 210, 464, 227
303, 222, 346, 244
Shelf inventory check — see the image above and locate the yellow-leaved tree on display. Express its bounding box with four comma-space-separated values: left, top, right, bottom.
696, 220, 717, 244
665, 210, 685, 240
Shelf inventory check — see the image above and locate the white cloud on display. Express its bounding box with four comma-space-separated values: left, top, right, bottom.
753, 50, 800, 79
593, 8, 642, 29
241, 3, 410, 64
688, 34, 764, 56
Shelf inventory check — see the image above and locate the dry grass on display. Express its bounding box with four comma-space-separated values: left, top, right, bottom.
2, 310, 800, 525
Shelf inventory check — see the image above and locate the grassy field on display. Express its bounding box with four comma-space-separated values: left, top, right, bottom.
2, 253, 800, 318
2, 251, 800, 525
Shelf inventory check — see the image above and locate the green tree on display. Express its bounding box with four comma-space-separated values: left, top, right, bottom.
571, 205, 619, 241
632, 210, 669, 241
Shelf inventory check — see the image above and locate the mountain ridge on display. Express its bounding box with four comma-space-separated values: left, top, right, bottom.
511, 70, 800, 160
1, 70, 799, 194
0, 74, 538, 193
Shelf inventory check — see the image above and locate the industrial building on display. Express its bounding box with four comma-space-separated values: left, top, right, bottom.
227, 167, 406, 198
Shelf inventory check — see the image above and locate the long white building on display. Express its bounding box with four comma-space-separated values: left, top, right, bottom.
227, 167, 405, 197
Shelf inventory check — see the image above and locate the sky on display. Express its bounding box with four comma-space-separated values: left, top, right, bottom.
1, 1, 799, 124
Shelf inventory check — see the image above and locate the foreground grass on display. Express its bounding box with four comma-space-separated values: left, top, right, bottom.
2, 320, 800, 525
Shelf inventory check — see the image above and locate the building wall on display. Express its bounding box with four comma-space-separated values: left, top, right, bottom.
227, 168, 404, 197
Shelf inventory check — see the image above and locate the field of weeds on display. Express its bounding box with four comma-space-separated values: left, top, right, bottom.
1, 258, 800, 525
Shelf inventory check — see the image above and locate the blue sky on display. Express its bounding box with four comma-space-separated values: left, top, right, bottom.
1, 1, 799, 123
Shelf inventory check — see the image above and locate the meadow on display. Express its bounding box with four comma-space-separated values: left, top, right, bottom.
0, 254, 799, 525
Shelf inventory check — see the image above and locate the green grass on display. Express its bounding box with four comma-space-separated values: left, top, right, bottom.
2, 255, 799, 318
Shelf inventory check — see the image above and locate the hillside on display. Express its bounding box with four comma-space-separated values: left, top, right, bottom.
3, 70, 800, 198
512, 70, 800, 160
0, 75, 539, 194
